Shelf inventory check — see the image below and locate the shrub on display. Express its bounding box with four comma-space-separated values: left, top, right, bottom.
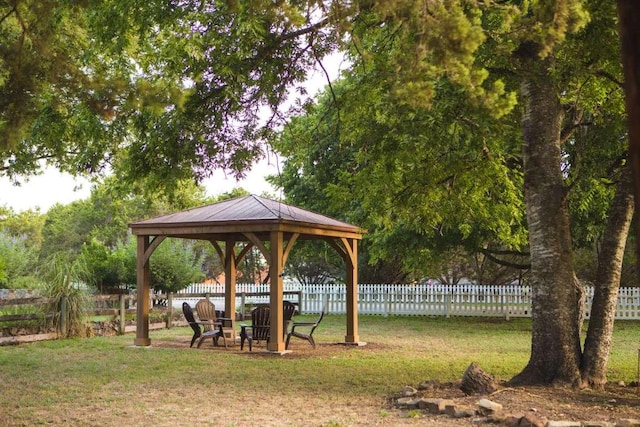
39, 253, 92, 338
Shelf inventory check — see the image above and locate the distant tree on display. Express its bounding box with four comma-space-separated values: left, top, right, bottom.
0, 206, 45, 249
39, 200, 96, 260
78, 237, 205, 294
284, 241, 344, 285
148, 239, 205, 293
77, 239, 123, 293
270, 75, 526, 283
0, 232, 39, 289
215, 188, 251, 202
38, 176, 210, 261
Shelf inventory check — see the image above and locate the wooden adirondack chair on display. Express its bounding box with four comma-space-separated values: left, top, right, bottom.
195, 299, 235, 348
195, 299, 220, 347
239, 305, 270, 351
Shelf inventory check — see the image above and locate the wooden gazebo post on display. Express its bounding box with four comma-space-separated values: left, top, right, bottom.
134, 235, 151, 346
268, 230, 285, 352
224, 238, 237, 319
344, 238, 359, 344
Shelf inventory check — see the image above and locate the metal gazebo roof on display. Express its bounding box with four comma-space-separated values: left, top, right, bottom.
129, 195, 364, 240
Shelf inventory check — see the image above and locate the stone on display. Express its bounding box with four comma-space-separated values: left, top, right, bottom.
395, 397, 413, 408
546, 421, 580, 427
518, 413, 546, 427
418, 398, 455, 414
617, 420, 640, 427
581, 422, 614, 427
402, 385, 418, 397
406, 398, 422, 409
444, 403, 458, 416
395, 397, 421, 409
453, 408, 476, 418
502, 414, 524, 427
417, 380, 440, 391
477, 398, 503, 415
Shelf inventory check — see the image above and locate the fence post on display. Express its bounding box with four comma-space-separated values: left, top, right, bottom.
119, 294, 126, 335
445, 294, 451, 318
296, 290, 303, 315
167, 293, 173, 329
60, 296, 68, 338
384, 289, 390, 318
240, 292, 246, 320
504, 293, 510, 321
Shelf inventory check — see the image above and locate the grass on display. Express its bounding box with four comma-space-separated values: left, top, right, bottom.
0, 315, 638, 426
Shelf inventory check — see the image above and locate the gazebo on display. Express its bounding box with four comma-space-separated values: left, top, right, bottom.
128, 195, 365, 352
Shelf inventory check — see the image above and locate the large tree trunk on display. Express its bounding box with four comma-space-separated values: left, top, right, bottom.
510, 65, 583, 386
581, 162, 634, 389
617, 0, 640, 259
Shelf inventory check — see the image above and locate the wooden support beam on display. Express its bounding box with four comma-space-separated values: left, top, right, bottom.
268, 230, 285, 352
134, 235, 151, 346
224, 239, 237, 320
344, 238, 359, 344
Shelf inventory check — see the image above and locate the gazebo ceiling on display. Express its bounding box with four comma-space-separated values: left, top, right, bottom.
129, 194, 365, 241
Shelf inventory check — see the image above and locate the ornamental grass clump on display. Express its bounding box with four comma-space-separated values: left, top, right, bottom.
40, 253, 92, 338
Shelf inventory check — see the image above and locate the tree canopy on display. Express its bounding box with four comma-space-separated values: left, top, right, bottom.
269, 0, 631, 388
2, 0, 637, 388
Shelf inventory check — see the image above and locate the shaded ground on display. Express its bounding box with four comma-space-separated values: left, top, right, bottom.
150, 337, 640, 426
387, 381, 640, 425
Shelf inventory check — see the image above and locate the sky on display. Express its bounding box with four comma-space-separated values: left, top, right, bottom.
0, 53, 347, 213
0, 157, 281, 212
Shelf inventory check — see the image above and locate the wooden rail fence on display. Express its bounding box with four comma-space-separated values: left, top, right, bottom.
0, 290, 302, 346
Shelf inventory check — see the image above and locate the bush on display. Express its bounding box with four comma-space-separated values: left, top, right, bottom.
78, 237, 204, 294
39, 253, 92, 338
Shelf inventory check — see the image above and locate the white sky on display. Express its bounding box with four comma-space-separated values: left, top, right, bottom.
0, 53, 347, 213
0, 157, 282, 212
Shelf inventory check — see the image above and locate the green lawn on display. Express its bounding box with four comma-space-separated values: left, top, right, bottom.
0, 315, 638, 426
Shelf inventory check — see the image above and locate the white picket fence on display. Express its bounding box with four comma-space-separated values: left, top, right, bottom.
175, 283, 640, 319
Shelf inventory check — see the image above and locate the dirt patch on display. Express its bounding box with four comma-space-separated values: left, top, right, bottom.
151, 337, 640, 425
387, 381, 640, 425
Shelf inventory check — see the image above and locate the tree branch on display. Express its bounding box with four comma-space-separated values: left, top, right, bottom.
595, 70, 624, 89
480, 248, 531, 270
274, 17, 330, 44
0, 4, 16, 26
